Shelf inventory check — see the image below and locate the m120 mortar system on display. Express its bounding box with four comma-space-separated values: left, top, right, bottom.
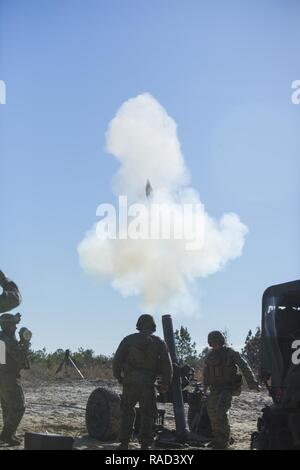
251, 280, 300, 450
85, 314, 211, 447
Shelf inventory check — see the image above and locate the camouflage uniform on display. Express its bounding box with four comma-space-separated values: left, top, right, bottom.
113, 315, 173, 449
0, 271, 22, 314
204, 334, 258, 450
0, 313, 30, 445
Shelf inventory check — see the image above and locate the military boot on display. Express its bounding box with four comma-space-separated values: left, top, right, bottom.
117, 441, 129, 450
211, 440, 229, 450
140, 442, 151, 450
0, 433, 22, 446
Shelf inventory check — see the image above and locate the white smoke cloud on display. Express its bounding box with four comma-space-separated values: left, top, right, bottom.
78, 93, 248, 315
106, 93, 189, 199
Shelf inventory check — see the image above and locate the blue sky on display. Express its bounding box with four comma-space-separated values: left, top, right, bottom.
0, 0, 299, 354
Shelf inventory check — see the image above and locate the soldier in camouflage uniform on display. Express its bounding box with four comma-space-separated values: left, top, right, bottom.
113, 314, 173, 450
0, 313, 31, 446
0, 271, 22, 314
203, 331, 259, 450
0, 272, 30, 447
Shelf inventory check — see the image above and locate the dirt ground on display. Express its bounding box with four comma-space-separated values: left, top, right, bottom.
0, 375, 272, 451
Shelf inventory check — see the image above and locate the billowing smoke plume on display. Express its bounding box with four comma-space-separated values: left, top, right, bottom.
78, 93, 248, 314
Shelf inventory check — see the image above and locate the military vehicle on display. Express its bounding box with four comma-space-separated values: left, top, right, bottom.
85, 314, 211, 447
251, 280, 300, 450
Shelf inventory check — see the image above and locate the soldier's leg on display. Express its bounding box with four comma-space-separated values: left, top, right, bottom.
119, 384, 139, 446
139, 384, 157, 448
0, 378, 25, 442
206, 392, 219, 445
212, 390, 232, 449
0, 387, 9, 428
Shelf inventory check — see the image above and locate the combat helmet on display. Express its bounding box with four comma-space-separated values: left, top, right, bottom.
0, 313, 21, 325
136, 314, 156, 333
207, 330, 225, 346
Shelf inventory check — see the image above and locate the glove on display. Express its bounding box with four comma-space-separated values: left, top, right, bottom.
19, 327, 32, 343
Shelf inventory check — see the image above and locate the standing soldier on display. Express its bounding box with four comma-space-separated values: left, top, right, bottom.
0, 271, 30, 446
203, 331, 260, 450
0, 313, 31, 446
113, 314, 173, 450
0, 270, 22, 313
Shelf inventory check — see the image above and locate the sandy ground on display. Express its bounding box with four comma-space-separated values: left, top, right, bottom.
0, 376, 272, 451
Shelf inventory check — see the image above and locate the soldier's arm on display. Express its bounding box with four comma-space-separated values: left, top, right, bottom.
112, 338, 129, 383
0, 271, 22, 313
231, 349, 259, 389
159, 340, 173, 387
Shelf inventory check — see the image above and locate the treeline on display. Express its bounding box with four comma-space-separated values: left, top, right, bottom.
28, 326, 261, 380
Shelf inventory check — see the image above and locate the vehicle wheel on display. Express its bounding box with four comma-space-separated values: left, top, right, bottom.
86, 387, 121, 440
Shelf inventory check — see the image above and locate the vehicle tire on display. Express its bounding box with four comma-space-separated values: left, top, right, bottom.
86, 387, 121, 440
